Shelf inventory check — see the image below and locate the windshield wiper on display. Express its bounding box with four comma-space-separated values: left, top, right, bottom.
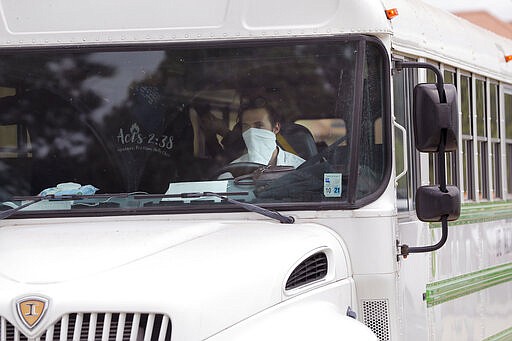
2, 192, 295, 224
0, 198, 45, 219
134, 192, 295, 224
1, 192, 148, 220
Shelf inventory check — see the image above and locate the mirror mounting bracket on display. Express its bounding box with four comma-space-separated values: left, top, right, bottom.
394, 60, 446, 103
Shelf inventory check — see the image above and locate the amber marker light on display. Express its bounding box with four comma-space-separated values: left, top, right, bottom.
385, 8, 399, 20
506, 55, 512, 63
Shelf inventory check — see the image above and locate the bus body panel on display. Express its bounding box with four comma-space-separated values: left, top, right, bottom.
0, 216, 354, 340
0, 0, 391, 47
388, 0, 512, 82
0, 0, 511, 340
398, 216, 512, 340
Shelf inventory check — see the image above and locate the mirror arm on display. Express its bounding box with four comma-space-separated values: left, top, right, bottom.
399, 217, 448, 258
394, 61, 446, 103
398, 129, 449, 258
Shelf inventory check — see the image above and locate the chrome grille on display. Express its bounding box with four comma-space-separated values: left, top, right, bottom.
1, 317, 28, 341
0, 313, 171, 341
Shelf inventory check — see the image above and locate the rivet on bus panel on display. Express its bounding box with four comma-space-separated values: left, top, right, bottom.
385, 8, 399, 20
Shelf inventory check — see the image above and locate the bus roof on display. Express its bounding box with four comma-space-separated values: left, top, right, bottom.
0, 0, 391, 46
0, 0, 510, 81
388, 0, 512, 82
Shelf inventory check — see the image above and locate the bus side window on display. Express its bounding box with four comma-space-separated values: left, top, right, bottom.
460, 74, 475, 200
505, 91, 512, 198
489, 82, 501, 199
428, 69, 459, 191
475, 78, 489, 200
393, 62, 419, 212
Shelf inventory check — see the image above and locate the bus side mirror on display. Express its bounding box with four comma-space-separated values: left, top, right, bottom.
394, 61, 461, 258
416, 185, 460, 222
413, 83, 458, 152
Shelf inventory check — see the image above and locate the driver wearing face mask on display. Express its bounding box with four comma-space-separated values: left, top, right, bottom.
231, 101, 305, 167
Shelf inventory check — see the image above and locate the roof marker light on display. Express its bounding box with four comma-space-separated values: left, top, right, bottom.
506, 55, 512, 63
385, 8, 399, 20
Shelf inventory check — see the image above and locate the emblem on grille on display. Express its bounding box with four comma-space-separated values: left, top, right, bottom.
15, 296, 48, 329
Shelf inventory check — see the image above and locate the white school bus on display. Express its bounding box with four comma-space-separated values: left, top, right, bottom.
0, 0, 511, 340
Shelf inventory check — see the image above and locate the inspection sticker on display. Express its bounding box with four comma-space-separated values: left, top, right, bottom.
324, 173, 342, 197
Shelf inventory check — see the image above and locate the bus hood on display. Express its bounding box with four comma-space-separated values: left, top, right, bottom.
0, 217, 351, 338
0, 217, 348, 284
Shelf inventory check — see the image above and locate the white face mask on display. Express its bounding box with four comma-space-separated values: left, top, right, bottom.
242, 128, 277, 165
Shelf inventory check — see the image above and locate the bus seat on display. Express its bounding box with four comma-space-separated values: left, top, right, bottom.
277, 123, 318, 160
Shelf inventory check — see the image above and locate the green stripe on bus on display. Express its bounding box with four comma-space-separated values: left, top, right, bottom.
425, 262, 512, 308
430, 201, 512, 228
483, 326, 512, 341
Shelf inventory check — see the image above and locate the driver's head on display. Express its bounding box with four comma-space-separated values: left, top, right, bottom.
239, 97, 281, 135
237, 97, 281, 164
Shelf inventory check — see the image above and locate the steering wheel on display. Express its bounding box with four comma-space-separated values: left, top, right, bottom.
213, 162, 265, 179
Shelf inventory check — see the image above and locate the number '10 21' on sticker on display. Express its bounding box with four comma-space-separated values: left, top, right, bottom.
324, 173, 342, 197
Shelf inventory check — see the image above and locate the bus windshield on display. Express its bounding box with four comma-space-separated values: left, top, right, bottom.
0, 37, 389, 217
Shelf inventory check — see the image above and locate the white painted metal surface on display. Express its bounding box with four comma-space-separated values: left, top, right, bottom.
0, 0, 391, 47
386, 0, 512, 81
0, 216, 368, 340
0, 0, 510, 340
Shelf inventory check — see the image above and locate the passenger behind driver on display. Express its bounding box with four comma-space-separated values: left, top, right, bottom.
217, 99, 304, 181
